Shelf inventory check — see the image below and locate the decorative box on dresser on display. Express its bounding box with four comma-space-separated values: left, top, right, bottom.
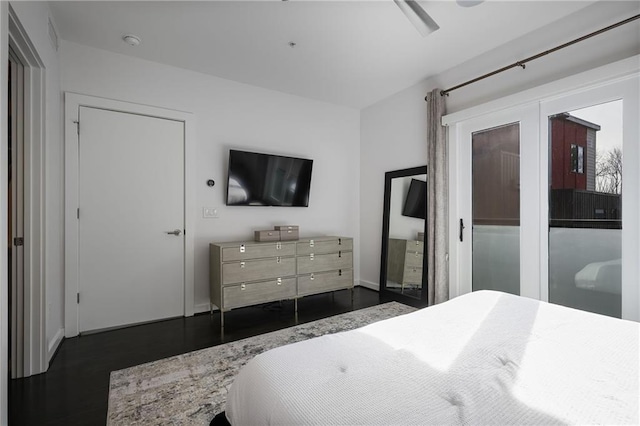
386, 238, 424, 291
210, 236, 353, 327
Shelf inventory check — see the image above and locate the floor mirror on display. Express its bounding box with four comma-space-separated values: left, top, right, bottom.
380, 166, 428, 306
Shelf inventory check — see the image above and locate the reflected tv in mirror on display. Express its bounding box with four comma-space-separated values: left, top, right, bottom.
402, 178, 426, 219
226, 149, 313, 206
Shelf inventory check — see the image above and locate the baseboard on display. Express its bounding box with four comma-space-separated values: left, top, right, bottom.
194, 302, 219, 314
358, 280, 379, 291
48, 327, 65, 363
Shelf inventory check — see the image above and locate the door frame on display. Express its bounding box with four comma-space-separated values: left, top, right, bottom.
64, 93, 196, 337
444, 55, 640, 320
451, 104, 540, 300
5, 5, 48, 378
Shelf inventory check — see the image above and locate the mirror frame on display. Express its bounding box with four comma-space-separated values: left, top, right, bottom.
379, 166, 428, 307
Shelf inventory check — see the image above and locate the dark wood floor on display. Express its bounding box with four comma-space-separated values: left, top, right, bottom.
9, 287, 383, 425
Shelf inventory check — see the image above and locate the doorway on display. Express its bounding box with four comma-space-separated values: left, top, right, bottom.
7, 48, 25, 379
453, 105, 540, 300
5, 5, 48, 379
447, 68, 639, 321
77, 106, 185, 333
64, 93, 196, 337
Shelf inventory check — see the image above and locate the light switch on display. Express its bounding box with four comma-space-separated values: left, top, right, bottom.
203, 207, 219, 218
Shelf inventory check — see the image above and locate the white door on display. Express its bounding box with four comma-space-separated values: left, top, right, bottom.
451, 75, 639, 321
78, 106, 185, 333
455, 105, 540, 299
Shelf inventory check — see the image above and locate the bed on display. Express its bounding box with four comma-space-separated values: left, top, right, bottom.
222, 290, 639, 425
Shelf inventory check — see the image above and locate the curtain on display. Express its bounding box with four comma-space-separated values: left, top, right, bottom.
426, 88, 448, 305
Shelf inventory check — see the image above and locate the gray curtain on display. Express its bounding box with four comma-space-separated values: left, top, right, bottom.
426, 88, 448, 305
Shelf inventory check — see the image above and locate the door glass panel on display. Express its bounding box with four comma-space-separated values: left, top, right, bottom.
472, 123, 520, 294
548, 100, 622, 318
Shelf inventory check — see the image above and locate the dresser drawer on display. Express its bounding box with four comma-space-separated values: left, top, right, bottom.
296, 237, 353, 256
221, 242, 296, 262
406, 240, 424, 254
403, 266, 423, 285
297, 251, 353, 275
222, 257, 296, 285
404, 251, 424, 268
223, 277, 296, 310
298, 269, 353, 296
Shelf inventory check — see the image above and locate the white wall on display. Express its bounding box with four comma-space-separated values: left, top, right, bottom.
59, 41, 361, 312
5, 2, 64, 364
360, 1, 640, 289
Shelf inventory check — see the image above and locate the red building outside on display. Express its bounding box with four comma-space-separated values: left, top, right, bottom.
550, 112, 600, 191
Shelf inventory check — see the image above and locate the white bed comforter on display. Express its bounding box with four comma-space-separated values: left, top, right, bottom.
225, 291, 639, 425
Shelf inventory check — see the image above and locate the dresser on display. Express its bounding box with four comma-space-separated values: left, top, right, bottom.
210, 236, 353, 327
386, 238, 424, 291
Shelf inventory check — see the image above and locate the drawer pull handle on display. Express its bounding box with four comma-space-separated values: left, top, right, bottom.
240, 261, 245, 269
277, 256, 281, 264
241, 284, 246, 290
338, 251, 342, 258
310, 253, 314, 261
240, 244, 245, 253
310, 273, 315, 281
415, 251, 419, 257
416, 240, 420, 246
338, 269, 342, 276
277, 278, 282, 286
310, 239, 314, 248
276, 242, 282, 250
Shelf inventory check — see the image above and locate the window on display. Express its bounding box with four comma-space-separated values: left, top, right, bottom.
570, 144, 584, 174
448, 68, 639, 321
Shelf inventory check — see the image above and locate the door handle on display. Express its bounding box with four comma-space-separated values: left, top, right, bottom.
166, 229, 182, 236
459, 219, 465, 242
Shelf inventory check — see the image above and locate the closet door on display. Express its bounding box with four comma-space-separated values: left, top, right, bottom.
540, 77, 639, 320
455, 105, 540, 299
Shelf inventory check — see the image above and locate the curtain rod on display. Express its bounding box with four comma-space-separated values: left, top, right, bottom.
427, 13, 640, 100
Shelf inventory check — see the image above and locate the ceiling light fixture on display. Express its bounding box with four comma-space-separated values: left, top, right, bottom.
288, 42, 297, 48
393, 0, 440, 37
122, 34, 141, 47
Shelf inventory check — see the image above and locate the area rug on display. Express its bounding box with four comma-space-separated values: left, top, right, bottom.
107, 302, 416, 425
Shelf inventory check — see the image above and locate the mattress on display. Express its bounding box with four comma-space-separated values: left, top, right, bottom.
225, 290, 639, 425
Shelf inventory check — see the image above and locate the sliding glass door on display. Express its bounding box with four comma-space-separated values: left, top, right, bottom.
455, 106, 540, 298
451, 72, 639, 321
541, 77, 639, 320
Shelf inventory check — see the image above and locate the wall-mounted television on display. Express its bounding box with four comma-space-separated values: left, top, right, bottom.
226, 149, 313, 207
402, 178, 426, 219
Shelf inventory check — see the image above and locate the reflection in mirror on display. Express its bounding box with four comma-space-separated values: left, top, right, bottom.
380, 166, 427, 304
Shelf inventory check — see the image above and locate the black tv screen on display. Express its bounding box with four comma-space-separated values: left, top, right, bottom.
226, 150, 313, 206
402, 178, 426, 219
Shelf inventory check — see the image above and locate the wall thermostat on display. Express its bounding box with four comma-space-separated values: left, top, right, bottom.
207, 179, 215, 187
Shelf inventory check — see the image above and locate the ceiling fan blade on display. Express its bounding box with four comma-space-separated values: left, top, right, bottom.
456, 0, 485, 7
394, 0, 440, 37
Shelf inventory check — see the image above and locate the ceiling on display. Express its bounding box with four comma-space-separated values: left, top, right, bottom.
50, 1, 602, 108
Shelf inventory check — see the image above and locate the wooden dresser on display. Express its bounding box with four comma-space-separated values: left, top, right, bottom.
386, 238, 424, 291
210, 236, 353, 327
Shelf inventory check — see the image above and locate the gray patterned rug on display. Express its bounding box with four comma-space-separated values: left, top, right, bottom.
107, 302, 416, 425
